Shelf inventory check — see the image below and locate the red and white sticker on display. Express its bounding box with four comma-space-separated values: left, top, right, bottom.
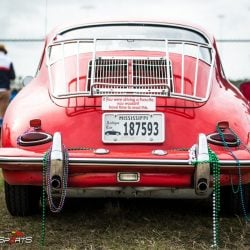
102, 96, 156, 111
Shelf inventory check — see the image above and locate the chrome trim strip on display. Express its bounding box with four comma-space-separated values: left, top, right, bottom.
68, 158, 189, 165
220, 160, 250, 166
0, 157, 189, 165
0, 157, 250, 167
0, 157, 42, 164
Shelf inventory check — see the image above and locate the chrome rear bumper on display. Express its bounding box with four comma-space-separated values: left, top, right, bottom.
1, 132, 250, 167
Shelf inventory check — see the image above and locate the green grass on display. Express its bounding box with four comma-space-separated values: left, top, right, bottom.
0, 169, 250, 250
0, 170, 3, 188
0, 173, 250, 249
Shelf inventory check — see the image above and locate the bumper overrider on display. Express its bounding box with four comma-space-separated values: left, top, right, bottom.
0, 132, 250, 198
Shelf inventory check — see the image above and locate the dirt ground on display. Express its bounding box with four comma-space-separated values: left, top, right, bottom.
0, 171, 250, 249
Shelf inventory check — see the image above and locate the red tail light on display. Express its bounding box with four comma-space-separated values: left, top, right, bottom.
30, 119, 41, 129
18, 132, 52, 146
207, 132, 239, 147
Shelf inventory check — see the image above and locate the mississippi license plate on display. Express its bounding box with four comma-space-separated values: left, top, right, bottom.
102, 113, 165, 143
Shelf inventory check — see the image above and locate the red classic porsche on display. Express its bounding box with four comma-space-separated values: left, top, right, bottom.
0, 21, 250, 218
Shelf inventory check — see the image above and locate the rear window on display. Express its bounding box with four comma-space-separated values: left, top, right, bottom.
50, 23, 211, 64
59, 23, 208, 44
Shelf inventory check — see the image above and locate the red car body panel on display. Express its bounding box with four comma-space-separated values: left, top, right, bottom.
1, 20, 250, 201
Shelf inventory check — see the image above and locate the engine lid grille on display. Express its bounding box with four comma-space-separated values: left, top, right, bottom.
88, 58, 172, 96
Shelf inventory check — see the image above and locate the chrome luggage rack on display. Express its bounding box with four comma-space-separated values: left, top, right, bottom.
46, 38, 215, 102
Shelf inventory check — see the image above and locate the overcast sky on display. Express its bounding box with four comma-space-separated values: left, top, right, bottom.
1, 0, 250, 80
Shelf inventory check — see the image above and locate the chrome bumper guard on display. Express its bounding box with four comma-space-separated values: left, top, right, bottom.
50, 132, 64, 188
194, 134, 210, 195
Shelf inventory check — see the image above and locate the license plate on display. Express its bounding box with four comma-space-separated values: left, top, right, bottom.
102, 113, 165, 143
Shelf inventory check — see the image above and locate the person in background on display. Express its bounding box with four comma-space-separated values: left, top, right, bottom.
0, 44, 15, 127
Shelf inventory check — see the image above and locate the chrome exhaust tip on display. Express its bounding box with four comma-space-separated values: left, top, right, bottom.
51, 175, 61, 189
197, 178, 209, 193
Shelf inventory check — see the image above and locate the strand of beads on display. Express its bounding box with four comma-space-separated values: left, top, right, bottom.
209, 148, 220, 248
46, 146, 69, 213
41, 150, 50, 247
216, 126, 250, 222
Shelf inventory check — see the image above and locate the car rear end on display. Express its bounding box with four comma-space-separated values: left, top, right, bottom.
1, 22, 250, 216
43, 23, 214, 196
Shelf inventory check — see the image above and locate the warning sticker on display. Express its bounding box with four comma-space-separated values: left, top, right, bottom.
102, 96, 156, 111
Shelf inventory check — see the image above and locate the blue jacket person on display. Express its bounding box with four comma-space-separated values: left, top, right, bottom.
0, 44, 16, 127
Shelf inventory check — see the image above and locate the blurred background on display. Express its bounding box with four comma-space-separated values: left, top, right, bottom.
1, 0, 250, 86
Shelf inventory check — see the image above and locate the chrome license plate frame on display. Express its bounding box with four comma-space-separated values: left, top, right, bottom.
102, 112, 165, 143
